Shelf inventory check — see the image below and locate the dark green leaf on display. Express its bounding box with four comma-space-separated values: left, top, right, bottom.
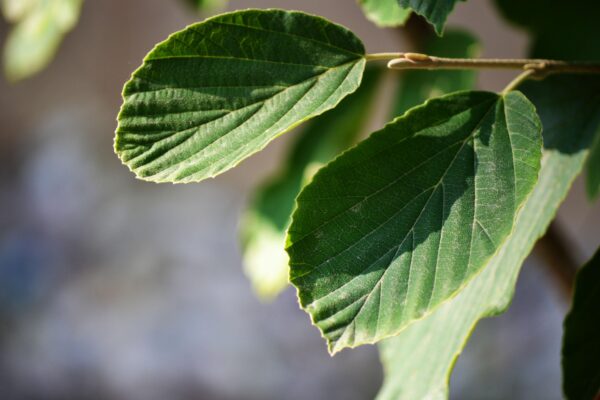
398, 0, 466, 35
241, 67, 383, 300
376, 75, 600, 400
563, 247, 600, 400
115, 9, 366, 183
358, 0, 411, 27
287, 90, 542, 353
586, 132, 600, 200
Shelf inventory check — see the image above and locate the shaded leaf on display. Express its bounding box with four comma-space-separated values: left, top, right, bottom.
241, 67, 383, 300
586, 132, 600, 200
563, 247, 600, 400
1, 0, 82, 82
358, 0, 411, 27
115, 9, 366, 183
287, 90, 542, 354
376, 75, 600, 400
398, 0, 465, 35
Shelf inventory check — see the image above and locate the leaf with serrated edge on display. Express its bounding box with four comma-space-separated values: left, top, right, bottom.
398, 0, 465, 35
563, 247, 600, 400
377, 75, 600, 400
115, 9, 366, 183
241, 67, 383, 300
287, 90, 542, 354
358, 0, 411, 27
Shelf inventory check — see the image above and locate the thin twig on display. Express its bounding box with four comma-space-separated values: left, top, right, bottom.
366, 53, 600, 75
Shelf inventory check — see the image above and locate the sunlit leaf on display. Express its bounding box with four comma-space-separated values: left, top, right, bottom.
287, 90, 542, 354
115, 9, 366, 183
563, 247, 600, 400
241, 67, 383, 300
376, 75, 600, 400
358, 0, 411, 27
1, 0, 83, 82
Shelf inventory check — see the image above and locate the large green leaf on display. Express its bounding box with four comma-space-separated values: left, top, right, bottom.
115, 9, 366, 183
1, 0, 83, 82
563, 247, 600, 400
185, 0, 227, 13
392, 30, 479, 116
241, 67, 383, 300
287, 90, 542, 354
398, 0, 465, 35
376, 75, 600, 400
358, 0, 411, 27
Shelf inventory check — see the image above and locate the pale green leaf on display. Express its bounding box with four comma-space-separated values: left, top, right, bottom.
2, 0, 82, 82
398, 0, 465, 35
358, 0, 411, 27
287, 90, 542, 354
115, 9, 366, 183
186, 0, 227, 13
392, 30, 480, 116
377, 75, 600, 400
563, 247, 600, 400
241, 67, 383, 300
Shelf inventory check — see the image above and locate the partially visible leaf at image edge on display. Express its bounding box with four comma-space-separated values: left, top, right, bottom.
1, 0, 83, 82
241, 67, 383, 300
376, 75, 600, 400
563, 247, 600, 400
358, 0, 411, 28
115, 9, 366, 183
287, 90, 542, 354
398, 0, 466, 35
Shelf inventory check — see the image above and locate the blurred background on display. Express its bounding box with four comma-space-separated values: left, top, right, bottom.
0, 1, 598, 399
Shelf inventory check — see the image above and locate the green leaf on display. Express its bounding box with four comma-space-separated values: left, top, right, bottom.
358, 0, 411, 27
287, 90, 543, 354
392, 30, 480, 116
115, 9, 366, 183
376, 75, 600, 400
586, 131, 600, 200
1, 0, 83, 82
398, 0, 465, 35
241, 67, 383, 300
185, 0, 227, 13
563, 247, 600, 400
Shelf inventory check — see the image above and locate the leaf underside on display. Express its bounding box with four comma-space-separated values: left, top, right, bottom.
563, 247, 600, 400
376, 75, 600, 400
287, 90, 542, 354
115, 9, 366, 183
398, 0, 465, 34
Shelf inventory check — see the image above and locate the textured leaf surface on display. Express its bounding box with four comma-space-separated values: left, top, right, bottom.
115, 9, 366, 183
1, 0, 82, 81
241, 68, 383, 300
398, 0, 465, 34
563, 247, 600, 400
392, 30, 479, 116
287, 90, 542, 353
358, 0, 411, 27
377, 75, 600, 400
